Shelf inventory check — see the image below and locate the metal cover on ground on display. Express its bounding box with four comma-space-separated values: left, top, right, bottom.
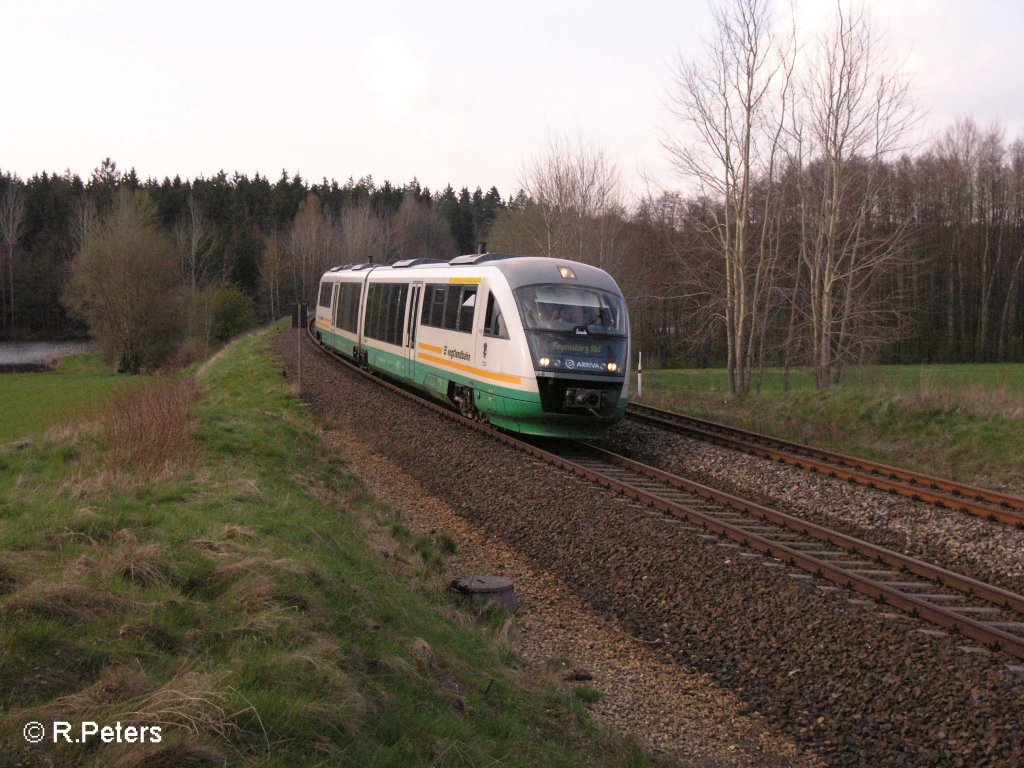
454, 576, 514, 594
451, 576, 518, 612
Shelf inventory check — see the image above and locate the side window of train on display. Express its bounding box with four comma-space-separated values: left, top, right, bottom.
364, 283, 408, 346
425, 285, 446, 327
421, 284, 476, 334
483, 292, 509, 339
333, 283, 360, 332
456, 286, 476, 332
318, 282, 333, 309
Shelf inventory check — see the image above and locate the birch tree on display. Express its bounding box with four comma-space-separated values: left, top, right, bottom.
664, 0, 793, 395
338, 201, 391, 264
64, 189, 182, 372
795, 2, 915, 387
258, 231, 284, 321
508, 132, 624, 268
174, 193, 218, 334
392, 196, 456, 259
0, 181, 27, 333
287, 194, 340, 303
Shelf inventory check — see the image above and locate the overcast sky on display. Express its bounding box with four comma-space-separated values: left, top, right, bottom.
2, 0, 1022, 197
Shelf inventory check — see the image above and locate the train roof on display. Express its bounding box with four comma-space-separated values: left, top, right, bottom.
321, 254, 621, 293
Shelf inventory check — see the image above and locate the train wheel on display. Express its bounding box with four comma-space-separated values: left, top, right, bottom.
452, 386, 480, 421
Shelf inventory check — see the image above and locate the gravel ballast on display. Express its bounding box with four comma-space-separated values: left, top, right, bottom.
608, 420, 1024, 596
277, 329, 1024, 767
324, 429, 818, 767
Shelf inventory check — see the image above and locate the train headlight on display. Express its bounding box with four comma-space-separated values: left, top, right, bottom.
607, 362, 619, 373
539, 356, 551, 367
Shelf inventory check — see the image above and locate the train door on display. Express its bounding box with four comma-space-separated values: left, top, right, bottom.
476, 284, 511, 376
405, 281, 423, 380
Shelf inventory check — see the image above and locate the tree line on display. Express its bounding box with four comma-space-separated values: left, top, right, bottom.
0, 161, 504, 370
492, 1, 1024, 393
0, 1, 1020, 383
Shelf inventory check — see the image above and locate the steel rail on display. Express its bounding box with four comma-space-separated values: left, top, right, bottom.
579, 443, 1024, 612
303, 326, 1024, 660
627, 402, 1024, 527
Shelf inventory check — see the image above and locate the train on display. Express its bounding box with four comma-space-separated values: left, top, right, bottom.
313, 252, 630, 438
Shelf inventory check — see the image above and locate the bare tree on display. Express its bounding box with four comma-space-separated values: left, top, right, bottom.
286, 194, 340, 303
174, 192, 218, 335
338, 201, 391, 264
664, 0, 793, 395
794, 1, 915, 387
0, 181, 27, 332
507, 132, 624, 267
69, 194, 98, 262
258, 231, 284, 321
64, 189, 183, 372
392, 196, 456, 259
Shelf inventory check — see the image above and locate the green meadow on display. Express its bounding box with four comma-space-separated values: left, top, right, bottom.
634, 363, 1024, 493
0, 353, 138, 442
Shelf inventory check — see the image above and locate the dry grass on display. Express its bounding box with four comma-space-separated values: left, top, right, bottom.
125, 669, 242, 740
0, 579, 131, 625
107, 540, 180, 588
101, 740, 225, 768
53, 664, 155, 720
903, 376, 1024, 419
408, 637, 441, 674
207, 556, 323, 590
0, 551, 39, 595
99, 378, 200, 476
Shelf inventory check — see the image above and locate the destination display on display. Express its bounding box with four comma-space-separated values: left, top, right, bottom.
526, 332, 627, 376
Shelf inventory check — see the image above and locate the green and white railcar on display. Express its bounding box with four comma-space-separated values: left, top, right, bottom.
314, 253, 630, 439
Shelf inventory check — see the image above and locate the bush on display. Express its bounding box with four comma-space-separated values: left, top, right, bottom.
209, 282, 257, 344
100, 378, 199, 475
64, 189, 184, 373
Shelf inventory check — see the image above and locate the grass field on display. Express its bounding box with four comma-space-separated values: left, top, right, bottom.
0, 327, 659, 767
634, 363, 1024, 494
0, 353, 139, 442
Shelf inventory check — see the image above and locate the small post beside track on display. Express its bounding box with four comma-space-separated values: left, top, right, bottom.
293, 302, 306, 395
637, 350, 643, 399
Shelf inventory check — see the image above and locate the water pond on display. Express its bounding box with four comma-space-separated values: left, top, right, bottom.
0, 341, 93, 367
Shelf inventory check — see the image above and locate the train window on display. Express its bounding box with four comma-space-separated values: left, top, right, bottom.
457, 287, 477, 332
335, 282, 360, 332
392, 284, 409, 345
514, 285, 627, 335
318, 282, 333, 309
443, 287, 462, 329
365, 283, 408, 346
426, 285, 446, 327
420, 284, 475, 334
364, 284, 380, 339
483, 292, 509, 339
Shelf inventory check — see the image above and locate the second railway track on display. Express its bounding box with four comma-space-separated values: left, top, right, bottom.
305, 324, 1024, 662
628, 402, 1024, 527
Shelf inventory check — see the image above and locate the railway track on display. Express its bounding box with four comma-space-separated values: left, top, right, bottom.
304, 326, 1024, 661
628, 402, 1024, 528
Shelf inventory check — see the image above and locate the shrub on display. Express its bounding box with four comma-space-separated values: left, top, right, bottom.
209, 283, 257, 344
99, 378, 199, 475
64, 189, 184, 373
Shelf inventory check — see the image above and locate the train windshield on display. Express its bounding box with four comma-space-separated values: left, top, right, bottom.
514, 285, 627, 335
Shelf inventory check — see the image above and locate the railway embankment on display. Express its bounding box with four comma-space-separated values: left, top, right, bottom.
280, 326, 1024, 767
0, 325, 661, 767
